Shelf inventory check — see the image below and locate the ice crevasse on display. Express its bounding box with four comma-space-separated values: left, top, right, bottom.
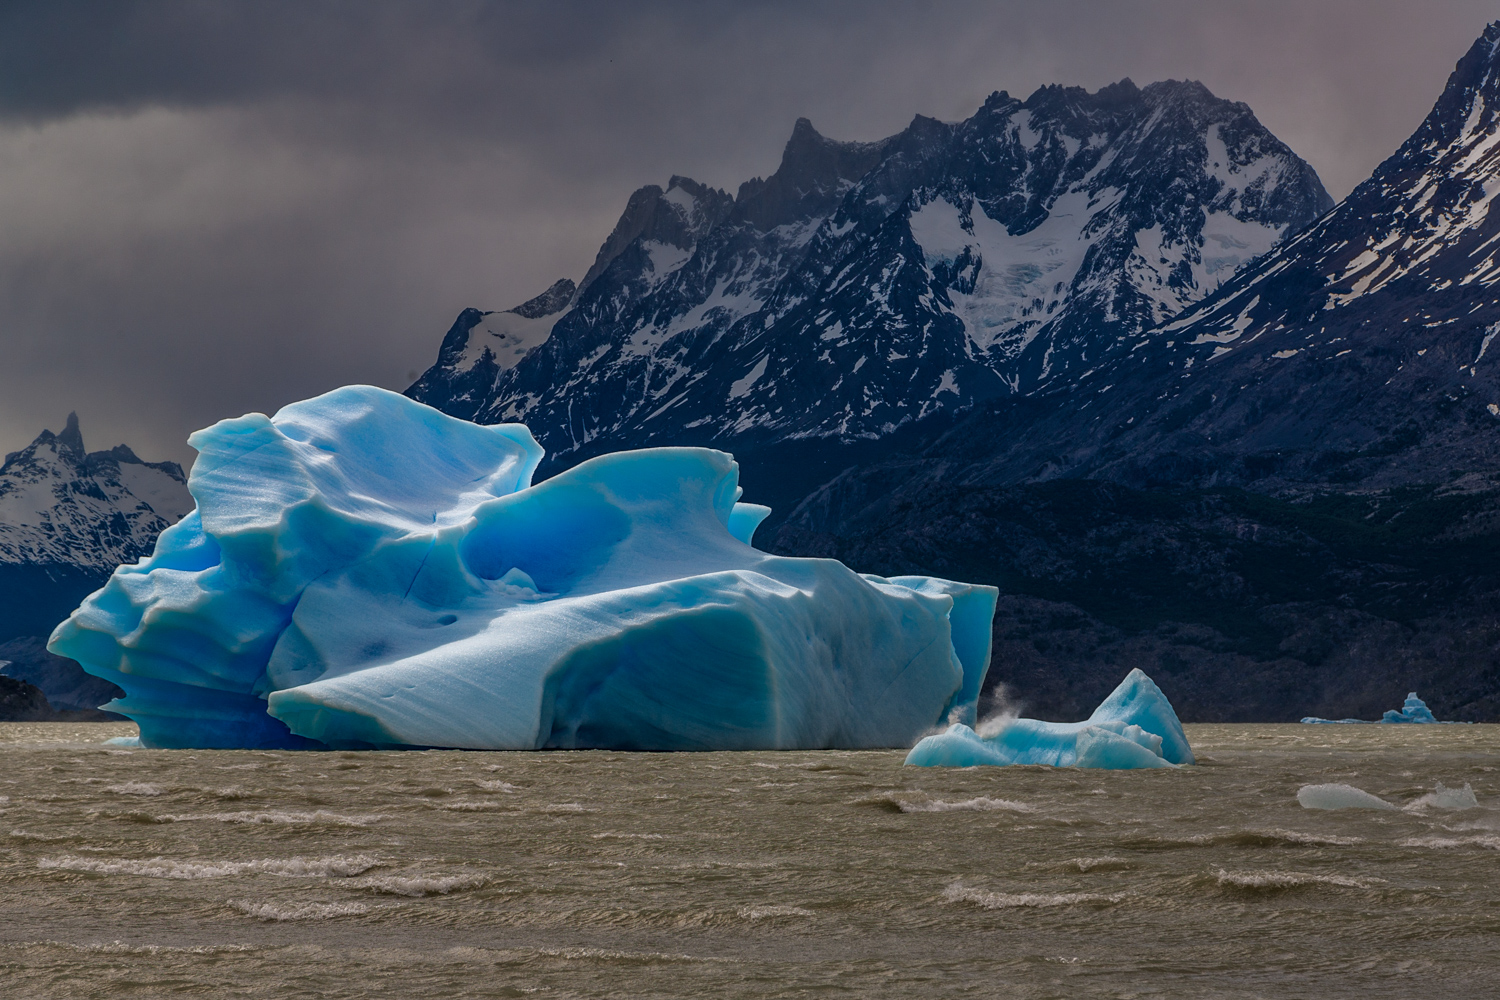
905, 669, 1195, 769
48, 386, 999, 751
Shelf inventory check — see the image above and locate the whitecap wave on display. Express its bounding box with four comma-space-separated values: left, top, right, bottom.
229, 899, 370, 921
738, 904, 814, 920
351, 874, 484, 896
151, 810, 384, 826
1249, 828, 1364, 847
1211, 868, 1380, 890
104, 782, 162, 796
944, 883, 1123, 908
1403, 782, 1480, 812
1399, 834, 1500, 850
1061, 856, 1132, 872
863, 792, 1034, 813
39, 853, 380, 879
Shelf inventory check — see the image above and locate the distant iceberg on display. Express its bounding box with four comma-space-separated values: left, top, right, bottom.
1301, 692, 1462, 724
905, 669, 1194, 769
49, 386, 997, 750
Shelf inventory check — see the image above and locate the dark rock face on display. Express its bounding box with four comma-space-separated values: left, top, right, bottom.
777, 478, 1500, 722
0, 675, 56, 722
410, 79, 1330, 474
0, 636, 123, 715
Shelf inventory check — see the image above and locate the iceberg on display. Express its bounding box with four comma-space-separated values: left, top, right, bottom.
904, 669, 1194, 769
48, 386, 998, 751
1296, 781, 1479, 811
1301, 692, 1461, 724
1296, 783, 1396, 811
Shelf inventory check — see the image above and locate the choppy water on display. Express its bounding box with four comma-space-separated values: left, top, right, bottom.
1, 723, 1498, 998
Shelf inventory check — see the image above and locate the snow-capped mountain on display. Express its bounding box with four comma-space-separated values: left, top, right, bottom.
410, 80, 1330, 468
0, 415, 191, 642
767, 24, 1500, 723
899, 21, 1500, 492
0, 413, 191, 571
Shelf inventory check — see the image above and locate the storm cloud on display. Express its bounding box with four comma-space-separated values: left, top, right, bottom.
0, 0, 1494, 465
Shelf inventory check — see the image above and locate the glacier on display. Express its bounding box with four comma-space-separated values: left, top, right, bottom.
904, 669, 1194, 769
47, 386, 997, 751
1301, 692, 1460, 724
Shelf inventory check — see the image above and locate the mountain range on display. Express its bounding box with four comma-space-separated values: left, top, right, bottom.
411, 78, 1331, 470
0, 414, 189, 716
409, 23, 1500, 722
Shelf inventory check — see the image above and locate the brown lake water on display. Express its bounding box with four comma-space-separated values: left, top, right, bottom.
0, 722, 1496, 998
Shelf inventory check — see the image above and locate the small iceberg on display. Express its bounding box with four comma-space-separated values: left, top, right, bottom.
905, 669, 1194, 769
1296, 781, 1479, 811
1296, 783, 1396, 810
1302, 692, 1463, 724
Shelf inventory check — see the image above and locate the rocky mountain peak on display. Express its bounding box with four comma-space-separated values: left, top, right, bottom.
736, 117, 891, 231
56, 412, 83, 456
511, 279, 576, 319
578, 178, 733, 293
0, 416, 190, 575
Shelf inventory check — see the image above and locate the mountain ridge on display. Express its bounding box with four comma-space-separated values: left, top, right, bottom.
409, 76, 1332, 473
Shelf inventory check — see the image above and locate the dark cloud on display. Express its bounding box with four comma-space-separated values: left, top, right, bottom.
0, 0, 1495, 465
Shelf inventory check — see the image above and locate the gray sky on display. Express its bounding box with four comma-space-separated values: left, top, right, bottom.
1, 0, 1496, 467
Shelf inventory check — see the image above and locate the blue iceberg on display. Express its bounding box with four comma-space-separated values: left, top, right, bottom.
48, 386, 998, 751
905, 669, 1194, 769
1301, 692, 1461, 724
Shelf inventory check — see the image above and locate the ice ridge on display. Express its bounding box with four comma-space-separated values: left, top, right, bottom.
904, 669, 1194, 769
48, 386, 997, 750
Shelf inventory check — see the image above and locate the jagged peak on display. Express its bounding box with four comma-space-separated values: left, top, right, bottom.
1140, 78, 1214, 97
509, 278, 575, 319
1334, 21, 1500, 206
1411, 22, 1500, 147
789, 116, 821, 142
903, 112, 950, 133
56, 413, 83, 456
577, 179, 731, 293
1022, 82, 1093, 112
1, 413, 185, 485
735, 115, 893, 230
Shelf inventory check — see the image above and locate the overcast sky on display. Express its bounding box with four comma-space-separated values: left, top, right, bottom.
2, 0, 1497, 467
